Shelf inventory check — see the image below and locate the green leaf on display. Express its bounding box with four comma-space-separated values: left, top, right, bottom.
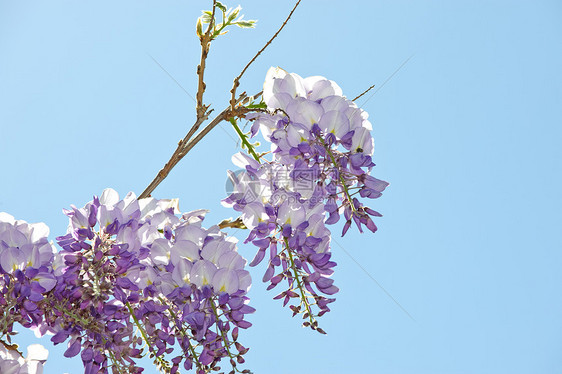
235, 20, 257, 28
201, 11, 213, 24
246, 101, 267, 110
215, 1, 227, 12
227, 6, 241, 23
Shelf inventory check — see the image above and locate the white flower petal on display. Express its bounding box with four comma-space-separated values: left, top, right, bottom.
100, 188, 119, 206
26, 344, 49, 362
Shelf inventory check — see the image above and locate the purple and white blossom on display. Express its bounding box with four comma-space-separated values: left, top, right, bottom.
31, 189, 254, 373
249, 67, 389, 235
224, 67, 389, 330
0, 63, 389, 371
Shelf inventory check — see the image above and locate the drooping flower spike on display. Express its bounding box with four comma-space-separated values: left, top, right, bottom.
36, 189, 253, 374
224, 67, 388, 331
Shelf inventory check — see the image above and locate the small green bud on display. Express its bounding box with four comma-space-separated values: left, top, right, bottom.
196, 18, 203, 37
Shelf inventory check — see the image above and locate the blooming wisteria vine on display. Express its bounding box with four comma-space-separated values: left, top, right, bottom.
0, 1, 388, 373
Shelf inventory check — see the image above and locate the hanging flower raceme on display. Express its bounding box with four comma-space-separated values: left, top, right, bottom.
0, 213, 56, 345
38, 189, 253, 374
224, 154, 337, 332
224, 67, 389, 331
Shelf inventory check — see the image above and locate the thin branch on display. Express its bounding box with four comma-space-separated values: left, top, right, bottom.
180, 106, 236, 157
357, 54, 414, 108
229, 0, 302, 110
352, 84, 375, 102
194, 1, 217, 124
184, 108, 212, 145
139, 1, 220, 200
138, 114, 208, 200
138, 110, 228, 200
181, 91, 263, 157
138, 92, 261, 199
139, 0, 275, 199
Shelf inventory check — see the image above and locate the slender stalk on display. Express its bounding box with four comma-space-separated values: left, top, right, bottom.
230, 0, 302, 110
319, 137, 358, 214
139, 91, 262, 199
139, 1, 218, 200
229, 118, 260, 161
0, 295, 16, 342
103, 337, 125, 374
209, 301, 241, 372
196, 0, 216, 119
125, 302, 170, 372
352, 84, 375, 102
157, 297, 205, 373
284, 239, 315, 327
53, 304, 101, 333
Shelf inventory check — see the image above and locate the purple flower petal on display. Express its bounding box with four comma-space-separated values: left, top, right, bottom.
64, 338, 82, 358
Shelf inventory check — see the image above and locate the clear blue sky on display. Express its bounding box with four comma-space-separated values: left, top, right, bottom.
1, 1, 561, 373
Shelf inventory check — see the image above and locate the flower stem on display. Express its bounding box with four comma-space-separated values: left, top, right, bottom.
229, 118, 261, 162
319, 138, 357, 214
0, 291, 17, 341
102, 336, 125, 374
158, 297, 205, 374
284, 239, 315, 327
210, 301, 242, 373
125, 302, 170, 373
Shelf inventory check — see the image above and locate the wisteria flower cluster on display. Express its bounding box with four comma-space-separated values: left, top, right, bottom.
255, 67, 389, 234
224, 67, 389, 330
1, 190, 254, 374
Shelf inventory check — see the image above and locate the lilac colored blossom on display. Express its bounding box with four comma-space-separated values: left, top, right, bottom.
246, 67, 389, 236
1, 63, 388, 371
225, 67, 388, 330
224, 156, 338, 329
31, 189, 254, 373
